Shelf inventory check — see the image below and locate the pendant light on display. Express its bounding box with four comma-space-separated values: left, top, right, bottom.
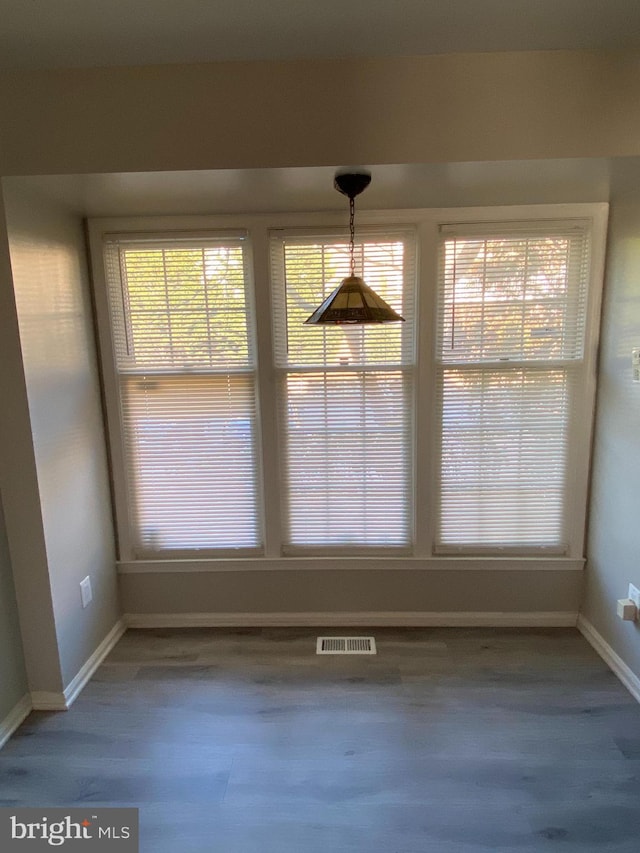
304, 171, 405, 325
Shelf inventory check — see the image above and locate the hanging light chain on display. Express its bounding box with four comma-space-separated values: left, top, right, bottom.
304, 171, 405, 324
349, 195, 356, 276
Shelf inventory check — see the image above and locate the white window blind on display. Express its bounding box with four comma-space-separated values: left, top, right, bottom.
435, 222, 590, 552
271, 230, 416, 549
103, 235, 261, 554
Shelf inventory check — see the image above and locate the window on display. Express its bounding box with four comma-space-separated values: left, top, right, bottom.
435, 221, 591, 553
102, 233, 261, 555
270, 229, 416, 550
90, 205, 605, 568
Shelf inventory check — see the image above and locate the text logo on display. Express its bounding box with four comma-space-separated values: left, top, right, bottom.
0, 809, 138, 850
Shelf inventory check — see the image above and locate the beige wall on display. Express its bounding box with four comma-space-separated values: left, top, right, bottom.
0, 52, 639, 176
1, 50, 640, 650
0, 495, 28, 721
582, 160, 640, 677
0, 194, 62, 695
3, 186, 120, 688
7, 170, 602, 625
120, 568, 582, 621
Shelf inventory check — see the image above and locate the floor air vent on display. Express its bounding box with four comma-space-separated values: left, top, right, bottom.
316, 636, 377, 655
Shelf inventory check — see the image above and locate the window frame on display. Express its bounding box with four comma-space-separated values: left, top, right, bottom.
89, 225, 264, 559
433, 220, 595, 556
270, 225, 418, 555
88, 204, 607, 571
425, 207, 607, 562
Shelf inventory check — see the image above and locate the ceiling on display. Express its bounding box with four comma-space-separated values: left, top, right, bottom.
1, 0, 639, 70
2, 159, 619, 218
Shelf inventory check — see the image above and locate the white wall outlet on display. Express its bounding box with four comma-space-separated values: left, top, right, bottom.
80, 576, 92, 608
628, 583, 640, 609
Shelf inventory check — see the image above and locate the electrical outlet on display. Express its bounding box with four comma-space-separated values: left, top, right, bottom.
80, 576, 92, 608
628, 584, 640, 610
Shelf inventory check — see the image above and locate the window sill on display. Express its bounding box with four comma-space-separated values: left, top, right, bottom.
117, 555, 585, 574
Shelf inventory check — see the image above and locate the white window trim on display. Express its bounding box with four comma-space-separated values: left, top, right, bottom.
87, 202, 608, 571
433, 219, 595, 556
270, 224, 417, 553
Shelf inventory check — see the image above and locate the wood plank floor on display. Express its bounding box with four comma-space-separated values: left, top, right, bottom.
1, 627, 639, 852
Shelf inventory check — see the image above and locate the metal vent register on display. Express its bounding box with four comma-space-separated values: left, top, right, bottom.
316, 636, 377, 655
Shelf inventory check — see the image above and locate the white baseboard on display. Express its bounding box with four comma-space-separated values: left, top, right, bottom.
0, 694, 32, 750
62, 619, 127, 709
125, 611, 578, 629
31, 619, 127, 711
577, 615, 640, 704
29, 691, 68, 711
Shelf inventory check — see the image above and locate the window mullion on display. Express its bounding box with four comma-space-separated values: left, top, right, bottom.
249, 224, 283, 557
